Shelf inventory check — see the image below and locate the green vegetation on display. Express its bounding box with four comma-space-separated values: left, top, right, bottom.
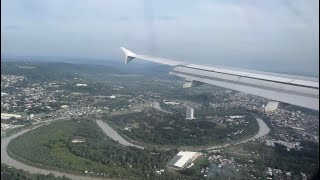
180, 156, 209, 178
1, 164, 71, 180
206, 164, 252, 180
1, 62, 119, 83
7, 119, 195, 179
223, 141, 319, 177
9, 120, 121, 177
181, 156, 254, 180
104, 109, 259, 147
3, 61, 318, 179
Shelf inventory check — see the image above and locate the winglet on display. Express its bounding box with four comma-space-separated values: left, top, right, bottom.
120, 47, 136, 64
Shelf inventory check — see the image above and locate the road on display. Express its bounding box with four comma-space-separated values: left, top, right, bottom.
1, 121, 111, 180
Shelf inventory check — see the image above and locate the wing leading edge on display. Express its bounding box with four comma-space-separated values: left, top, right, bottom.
120, 47, 319, 111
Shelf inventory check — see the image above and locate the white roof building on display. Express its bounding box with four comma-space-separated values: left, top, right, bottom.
1, 113, 22, 119
265, 101, 280, 112
170, 151, 199, 169
76, 84, 87, 87
186, 107, 195, 120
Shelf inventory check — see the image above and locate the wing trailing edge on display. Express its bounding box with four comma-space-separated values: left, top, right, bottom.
120, 47, 319, 111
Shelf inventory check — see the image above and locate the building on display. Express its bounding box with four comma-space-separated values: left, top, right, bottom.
265, 101, 280, 112
168, 151, 200, 169
108, 95, 116, 99
76, 84, 87, 87
1, 113, 22, 120
1, 92, 8, 96
60, 105, 69, 109
186, 107, 195, 119
71, 139, 86, 143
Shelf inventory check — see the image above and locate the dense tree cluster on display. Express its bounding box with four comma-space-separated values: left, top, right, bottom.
105, 109, 259, 146
68, 119, 179, 177
8, 120, 193, 179
224, 141, 319, 178
1, 164, 71, 180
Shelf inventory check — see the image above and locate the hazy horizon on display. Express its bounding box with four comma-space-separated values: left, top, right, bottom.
1, 54, 318, 77
1, 0, 319, 76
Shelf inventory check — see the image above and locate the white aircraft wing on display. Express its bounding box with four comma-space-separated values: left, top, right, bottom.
120, 47, 319, 111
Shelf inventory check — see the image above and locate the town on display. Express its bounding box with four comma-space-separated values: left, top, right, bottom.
1, 62, 319, 180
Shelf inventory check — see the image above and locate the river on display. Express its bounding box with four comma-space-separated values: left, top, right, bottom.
206, 118, 270, 151
152, 101, 173, 114
1, 123, 111, 180
2, 117, 269, 179
96, 120, 144, 149
96, 117, 270, 151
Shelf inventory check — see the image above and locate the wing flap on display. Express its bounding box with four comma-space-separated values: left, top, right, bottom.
121, 47, 319, 110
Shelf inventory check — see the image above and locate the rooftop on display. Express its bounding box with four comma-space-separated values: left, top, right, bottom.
1, 113, 22, 118
172, 151, 198, 168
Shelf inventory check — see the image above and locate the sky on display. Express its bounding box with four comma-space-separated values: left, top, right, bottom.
1, 0, 319, 76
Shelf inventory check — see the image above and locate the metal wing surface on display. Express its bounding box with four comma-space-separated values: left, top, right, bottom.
120, 47, 319, 111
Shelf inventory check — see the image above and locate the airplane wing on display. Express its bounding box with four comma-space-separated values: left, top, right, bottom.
120, 47, 319, 111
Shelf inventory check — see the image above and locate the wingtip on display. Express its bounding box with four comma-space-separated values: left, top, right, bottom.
120, 47, 135, 56
120, 47, 127, 52
120, 47, 136, 64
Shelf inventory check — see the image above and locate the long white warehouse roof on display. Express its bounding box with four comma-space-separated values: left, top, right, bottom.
1, 113, 22, 118
173, 151, 197, 168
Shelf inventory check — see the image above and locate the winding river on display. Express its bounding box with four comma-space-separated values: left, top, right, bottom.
96, 118, 270, 151
96, 120, 144, 149
206, 118, 270, 151
2, 116, 269, 180
1, 124, 111, 180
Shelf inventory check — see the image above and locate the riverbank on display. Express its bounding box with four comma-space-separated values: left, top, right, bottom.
96, 117, 270, 151
96, 120, 144, 149
2, 117, 270, 180
206, 118, 270, 151
1, 122, 112, 180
